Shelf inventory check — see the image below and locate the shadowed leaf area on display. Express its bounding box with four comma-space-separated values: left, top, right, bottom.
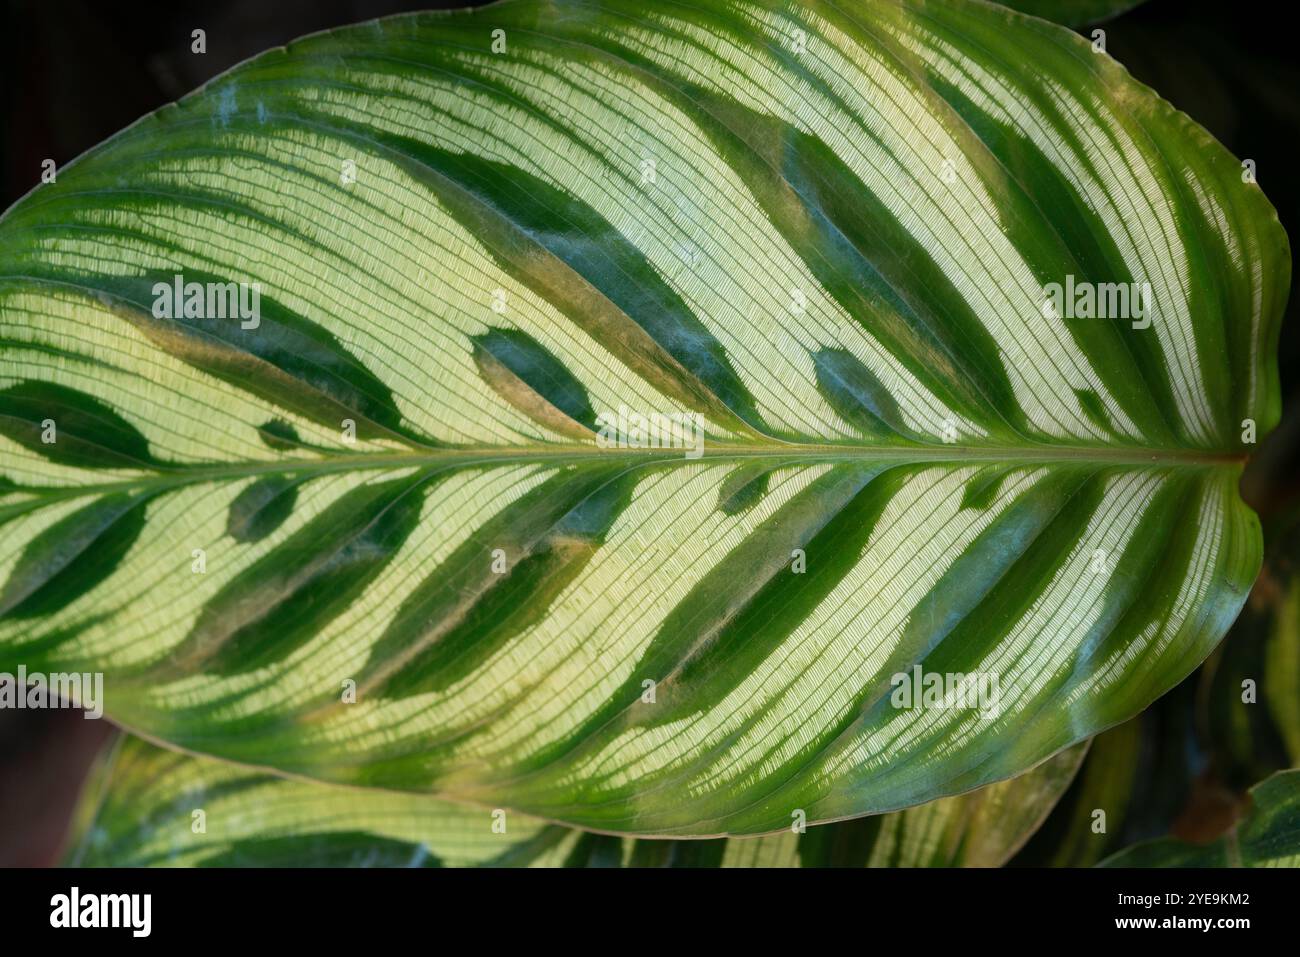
66, 736, 1086, 867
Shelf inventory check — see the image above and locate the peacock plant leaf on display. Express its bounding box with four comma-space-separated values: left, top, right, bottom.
653, 738, 1088, 867
997, 0, 1146, 28
1099, 769, 1300, 867
65, 736, 580, 868
65, 735, 1084, 867
0, 0, 1287, 835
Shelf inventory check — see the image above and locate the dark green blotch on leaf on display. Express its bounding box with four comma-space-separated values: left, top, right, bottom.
226, 476, 300, 543
472, 327, 597, 431
0, 493, 149, 618
0, 381, 157, 469
256, 419, 303, 451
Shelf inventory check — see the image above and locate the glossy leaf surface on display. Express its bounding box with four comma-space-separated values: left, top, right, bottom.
0, 0, 1286, 834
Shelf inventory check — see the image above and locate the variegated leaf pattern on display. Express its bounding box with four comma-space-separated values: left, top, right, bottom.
66, 736, 580, 868
1099, 769, 1300, 867
65, 735, 1083, 867
0, 0, 1286, 834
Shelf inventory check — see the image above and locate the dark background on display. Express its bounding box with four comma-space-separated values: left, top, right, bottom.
0, 0, 1296, 865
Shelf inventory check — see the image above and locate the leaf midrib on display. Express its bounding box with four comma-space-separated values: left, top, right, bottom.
11, 442, 1246, 505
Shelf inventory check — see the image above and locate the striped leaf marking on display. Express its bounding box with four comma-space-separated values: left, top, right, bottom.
0, 0, 1286, 833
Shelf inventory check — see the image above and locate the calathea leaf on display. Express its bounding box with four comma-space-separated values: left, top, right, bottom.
65, 735, 579, 868
997, 0, 1146, 28
1099, 769, 1300, 867
64, 735, 1084, 867
0, 0, 1286, 834
659, 740, 1089, 867
1010, 691, 1209, 866
1021, 527, 1300, 866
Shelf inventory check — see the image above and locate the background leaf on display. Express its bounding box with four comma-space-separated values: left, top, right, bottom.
66, 735, 1084, 867
997, 0, 1146, 28
1099, 769, 1300, 867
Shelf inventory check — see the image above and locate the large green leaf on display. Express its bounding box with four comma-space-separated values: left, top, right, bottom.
0, 0, 1286, 834
997, 0, 1145, 27
695, 738, 1087, 867
1099, 769, 1300, 867
1020, 529, 1300, 865
65, 735, 1084, 867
